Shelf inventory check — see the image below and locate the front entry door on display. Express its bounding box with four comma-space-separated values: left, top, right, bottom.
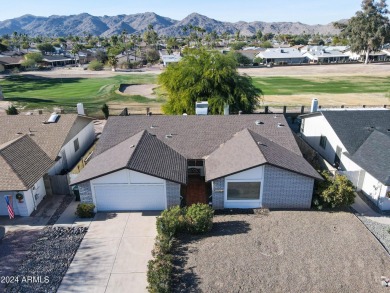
183, 175, 208, 206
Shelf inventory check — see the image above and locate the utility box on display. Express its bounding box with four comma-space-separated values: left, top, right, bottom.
77, 103, 85, 115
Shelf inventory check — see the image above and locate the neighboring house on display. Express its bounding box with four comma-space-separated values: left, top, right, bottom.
72, 115, 321, 212
236, 49, 265, 62
345, 50, 389, 62
161, 53, 181, 66
299, 110, 390, 210
0, 56, 24, 71
256, 48, 307, 65
42, 55, 74, 67
304, 49, 349, 63
0, 114, 95, 216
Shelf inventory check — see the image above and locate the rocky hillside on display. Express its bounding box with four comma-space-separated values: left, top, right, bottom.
0, 12, 340, 37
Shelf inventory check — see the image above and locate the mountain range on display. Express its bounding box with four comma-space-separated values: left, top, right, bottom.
0, 12, 341, 37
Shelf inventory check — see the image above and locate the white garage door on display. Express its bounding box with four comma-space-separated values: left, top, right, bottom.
94, 184, 166, 211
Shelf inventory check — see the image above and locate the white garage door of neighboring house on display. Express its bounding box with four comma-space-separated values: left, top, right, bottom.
94, 184, 166, 211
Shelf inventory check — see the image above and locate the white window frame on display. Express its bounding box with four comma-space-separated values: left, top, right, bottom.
225, 179, 262, 203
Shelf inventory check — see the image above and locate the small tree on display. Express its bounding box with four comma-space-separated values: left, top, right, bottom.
101, 103, 109, 119
146, 48, 160, 64
107, 56, 119, 71
88, 60, 104, 71
313, 171, 356, 209
336, 0, 390, 64
6, 105, 18, 115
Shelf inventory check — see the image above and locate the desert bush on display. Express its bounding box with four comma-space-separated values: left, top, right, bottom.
75, 203, 95, 218
88, 60, 104, 71
313, 171, 355, 209
156, 206, 186, 238
6, 105, 18, 115
186, 203, 214, 234
147, 253, 172, 293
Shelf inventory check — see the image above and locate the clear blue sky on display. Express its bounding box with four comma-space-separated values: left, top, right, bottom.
0, 0, 361, 24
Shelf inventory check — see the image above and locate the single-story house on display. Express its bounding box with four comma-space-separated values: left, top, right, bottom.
299, 110, 390, 210
71, 115, 321, 212
256, 48, 307, 65
161, 53, 182, 66
42, 55, 74, 67
0, 114, 95, 216
304, 49, 350, 63
345, 50, 389, 62
0, 56, 24, 72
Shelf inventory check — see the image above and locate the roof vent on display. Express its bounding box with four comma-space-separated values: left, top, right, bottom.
47, 112, 59, 123
165, 134, 173, 139
255, 120, 264, 125
130, 145, 135, 148
277, 123, 285, 127
274, 115, 278, 118
150, 125, 156, 129
16, 132, 23, 135
257, 142, 267, 146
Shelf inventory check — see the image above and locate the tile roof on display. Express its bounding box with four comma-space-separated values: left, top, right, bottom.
72, 130, 187, 185
0, 135, 54, 191
0, 114, 92, 160
205, 129, 322, 181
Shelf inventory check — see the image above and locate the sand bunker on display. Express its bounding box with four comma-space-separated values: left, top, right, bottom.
119, 84, 157, 99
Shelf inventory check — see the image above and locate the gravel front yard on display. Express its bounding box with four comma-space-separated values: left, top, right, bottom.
4, 227, 87, 293
172, 211, 390, 293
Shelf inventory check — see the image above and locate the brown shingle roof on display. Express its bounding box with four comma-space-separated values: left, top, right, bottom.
205, 129, 322, 181
72, 130, 187, 185
95, 115, 302, 159
0, 114, 92, 160
0, 135, 54, 191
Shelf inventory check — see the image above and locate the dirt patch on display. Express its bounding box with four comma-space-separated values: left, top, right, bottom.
262, 93, 389, 107
0, 100, 11, 114
172, 211, 390, 293
118, 84, 158, 99
239, 63, 390, 77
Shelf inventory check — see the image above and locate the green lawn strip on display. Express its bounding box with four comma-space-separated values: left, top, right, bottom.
252, 76, 390, 95
1, 74, 157, 109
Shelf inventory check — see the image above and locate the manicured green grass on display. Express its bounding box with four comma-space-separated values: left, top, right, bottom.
1, 74, 158, 110
252, 76, 390, 95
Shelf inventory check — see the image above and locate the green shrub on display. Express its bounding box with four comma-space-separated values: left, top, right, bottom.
156, 206, 186, 238
186, 203, 214, 234
313, 171, 356, 209
88, 60, 104, 71
147, 254, 172, 293
76, 203, 95, 218
6, 105, 18, 115
152, 234, 173, 256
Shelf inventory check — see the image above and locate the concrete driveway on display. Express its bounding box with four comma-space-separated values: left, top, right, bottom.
58, 212, 158, 293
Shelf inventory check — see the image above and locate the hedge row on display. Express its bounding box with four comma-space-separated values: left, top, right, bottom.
147, 204, 214, 293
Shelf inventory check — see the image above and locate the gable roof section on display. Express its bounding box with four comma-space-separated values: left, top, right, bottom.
347, 131, 390, 185
321, 110, 390, 155
205, 129, 321, 181
0, 135, 54, 191
72, 130, 187, 185
0, 114, 93, 160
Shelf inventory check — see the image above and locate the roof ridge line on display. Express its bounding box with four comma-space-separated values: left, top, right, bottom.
0, 143, 29, 189
126, 130, 148, 167
0, 134, 28, 151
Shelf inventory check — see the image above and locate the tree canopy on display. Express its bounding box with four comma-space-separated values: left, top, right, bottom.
158, 48, 262, 115
336, 0, 390, 63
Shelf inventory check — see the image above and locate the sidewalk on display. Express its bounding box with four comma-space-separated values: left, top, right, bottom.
54, 200, 93, 227
351, 194, 390, 225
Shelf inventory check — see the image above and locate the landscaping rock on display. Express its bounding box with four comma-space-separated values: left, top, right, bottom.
4, 227, 87, 293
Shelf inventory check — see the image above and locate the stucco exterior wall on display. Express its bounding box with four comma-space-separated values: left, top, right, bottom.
262, 165, 314, 209
301, 115, 346, 165
49, 122, 95, 175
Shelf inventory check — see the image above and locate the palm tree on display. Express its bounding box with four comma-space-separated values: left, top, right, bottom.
108, 55, 119, 71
